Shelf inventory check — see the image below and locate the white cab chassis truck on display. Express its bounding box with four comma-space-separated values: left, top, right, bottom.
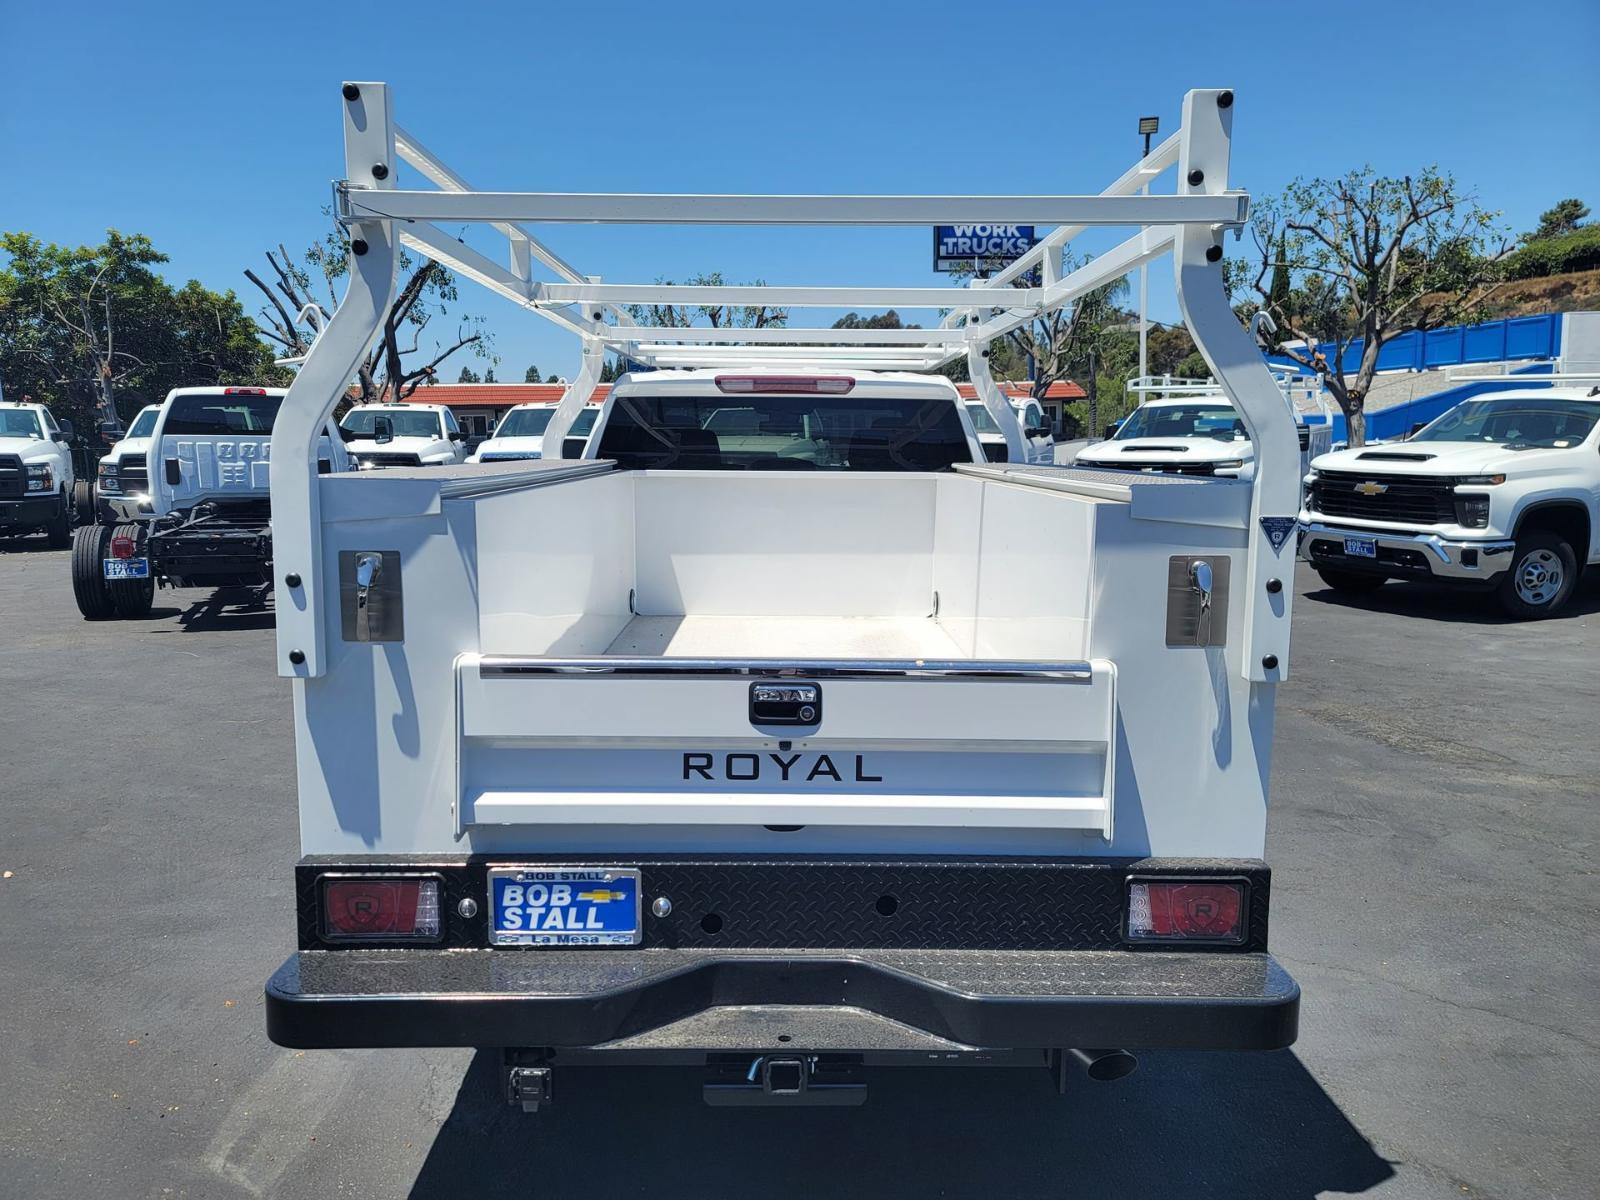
0, 399, 80, 546
94, 404, 160, 523
71, 387, 347, 620
965, 396, 1054, 464
264, 84, 1303, 1108
466, 401, 600, 463
1300, 381, 1600, 618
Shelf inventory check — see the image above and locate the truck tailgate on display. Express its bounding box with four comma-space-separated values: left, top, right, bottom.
455, 654, 1116, 835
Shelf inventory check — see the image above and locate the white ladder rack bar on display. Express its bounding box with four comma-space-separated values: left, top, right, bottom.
606, 327, 971, 346
986, 131, 1182, 288
538, 282, 1040, 308
338, 188, 1248, 227
393, 125, 636, 330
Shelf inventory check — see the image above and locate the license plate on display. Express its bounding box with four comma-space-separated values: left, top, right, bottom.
1342, 537, 1377, 559
103, 557, 150, 579
488, 866, 642, 947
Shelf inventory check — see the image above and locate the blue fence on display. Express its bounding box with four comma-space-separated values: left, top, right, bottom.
1268, 313, 1560, 377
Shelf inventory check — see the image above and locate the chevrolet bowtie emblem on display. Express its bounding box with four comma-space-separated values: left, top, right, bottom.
1354, 480, 1389, 496
576, 889, 627, 903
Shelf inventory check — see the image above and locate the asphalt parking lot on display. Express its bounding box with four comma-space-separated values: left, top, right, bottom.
1, 541, 1595, 1200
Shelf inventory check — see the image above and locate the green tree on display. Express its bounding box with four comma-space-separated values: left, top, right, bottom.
1525, 198, 1589, 243
831, 310, 921, 330
1, 229, 280, 433
1236, 166, 1508, 445
524, 365, 542, 383
457, 366, 481, 383
484, 367, 497, 383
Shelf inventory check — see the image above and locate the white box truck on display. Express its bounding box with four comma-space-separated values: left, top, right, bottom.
263, 83, 1303, 1107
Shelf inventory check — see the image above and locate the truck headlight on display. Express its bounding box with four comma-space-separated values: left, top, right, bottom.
97, 462, 120, 492
25, 464, 53, 493
1455, 496, 1491, 528
1457, 474, 1506, 485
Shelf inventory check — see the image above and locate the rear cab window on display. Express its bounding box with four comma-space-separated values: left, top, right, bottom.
163, 394, 282, 435
597, 392, 972, 471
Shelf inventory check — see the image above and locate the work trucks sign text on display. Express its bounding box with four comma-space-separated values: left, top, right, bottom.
933, 224, 1038, 273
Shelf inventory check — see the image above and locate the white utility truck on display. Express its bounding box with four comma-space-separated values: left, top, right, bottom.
264, 84, 1304, 1108
466, 402, 600, 463
964, 396, 1054, 464
0, 398, 79, 547
1077, 371, 1334, 480
1300, 379, 1600, 617
71, 386, 347, 619
94, 404, 159, 523
340, 401, 467, 468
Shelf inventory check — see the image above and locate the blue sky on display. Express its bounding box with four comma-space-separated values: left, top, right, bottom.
3, 0, 1597, 382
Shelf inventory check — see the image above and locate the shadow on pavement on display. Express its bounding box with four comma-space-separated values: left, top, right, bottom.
1303, 567, 1600, 625
410, 1049, 1393, 1199
171, 593, 276, 633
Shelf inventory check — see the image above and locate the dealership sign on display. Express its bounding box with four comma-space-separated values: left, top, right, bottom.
933, 224, 1038, 273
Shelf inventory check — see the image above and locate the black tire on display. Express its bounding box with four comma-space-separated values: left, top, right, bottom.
106, 523, 155, 619
72, 478, 96, 526
1495, 529, 1577, 619
71, 524, 117, 619
44, 492, 72, 549
1315, 567, 1388, 594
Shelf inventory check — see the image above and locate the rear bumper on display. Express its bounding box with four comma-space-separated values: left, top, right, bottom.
1300, 519, 1515, 581
265, 946, 1299, 1052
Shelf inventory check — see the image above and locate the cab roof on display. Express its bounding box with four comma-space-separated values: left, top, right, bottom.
611, 366, 961, 397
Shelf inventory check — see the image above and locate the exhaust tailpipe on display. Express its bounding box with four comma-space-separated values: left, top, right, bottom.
1068, 1047, 1138, 1082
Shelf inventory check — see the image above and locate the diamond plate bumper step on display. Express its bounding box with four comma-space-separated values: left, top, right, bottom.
265, 946, 1298, 1052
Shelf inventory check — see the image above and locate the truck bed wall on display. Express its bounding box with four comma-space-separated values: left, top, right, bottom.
294, 468, 1268, 859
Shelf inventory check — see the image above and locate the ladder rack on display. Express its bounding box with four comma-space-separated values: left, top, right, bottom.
270, 83, 1303, 690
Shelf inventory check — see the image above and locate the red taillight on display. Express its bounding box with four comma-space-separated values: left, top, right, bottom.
224, 387, 268, 395
109, 534, 136, 559
321, 877, 442, 941
714, 375, 855, 395
1127, 879, 1246, 943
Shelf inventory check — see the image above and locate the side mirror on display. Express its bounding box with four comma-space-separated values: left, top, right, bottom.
58, 419, 76, 440
374, 415, 394, 445
52, 430, 69, 443
337, 425, 356, 442
448, 429, 464, 442
1103, 424, 1118, 439
1405, 422, 1426, 440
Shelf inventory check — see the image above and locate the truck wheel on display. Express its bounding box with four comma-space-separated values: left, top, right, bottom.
72, 478, 96, 526
106, 523, 154, 619
1315, 568, 1387, 594
45, 493, 73, 549
71, 524, 117, 620
1496, 530, 1576, 619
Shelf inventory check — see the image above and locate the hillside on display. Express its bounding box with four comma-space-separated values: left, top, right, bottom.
1480, 269, 1600, 318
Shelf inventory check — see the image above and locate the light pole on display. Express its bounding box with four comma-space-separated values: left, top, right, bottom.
1137, 116, 1159, 384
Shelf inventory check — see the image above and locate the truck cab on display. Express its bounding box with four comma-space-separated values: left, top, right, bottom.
467, 402, 599, 463
341, 402, 467, 469
1300, 384, 1600, 617
0, 400, 78, 547
94, 404, 159, 523
964, 397, 1054, 464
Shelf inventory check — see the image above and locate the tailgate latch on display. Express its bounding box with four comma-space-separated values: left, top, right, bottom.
750, 682, 821, 727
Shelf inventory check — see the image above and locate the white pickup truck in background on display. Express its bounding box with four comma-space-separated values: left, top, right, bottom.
467, 402, 600, 463
261, 82, 1302, 1111
1076, 372, 1334, 480
964, 396, 1054, 464
340, 402, 467, 468
1300, 381, 1600, 617
94, 404, 159, 523
0, 399, 79, 547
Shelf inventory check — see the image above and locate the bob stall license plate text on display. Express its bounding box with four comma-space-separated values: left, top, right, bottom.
488, 867, 642, 946
104, 557, 150, 579
1343, 536, 1377, 559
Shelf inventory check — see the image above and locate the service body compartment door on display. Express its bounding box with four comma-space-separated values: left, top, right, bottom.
455, 655, 1115, 835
